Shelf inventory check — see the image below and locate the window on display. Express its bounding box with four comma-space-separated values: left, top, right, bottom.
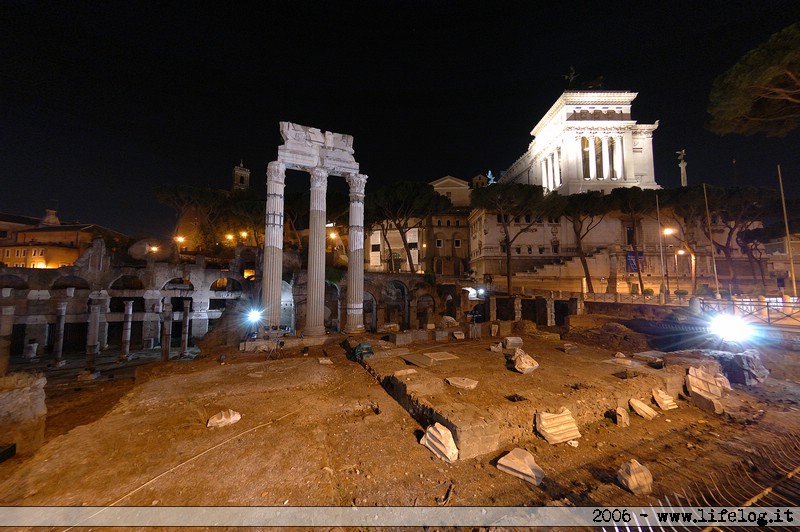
446, 192, 452, 198
525, 214, 532, 223
515, 247, 521, 255
500, 244, 506, 253
455, 220, 460, 227
409, 242, 418, 250
446, 220, 451, 227
371, 244, 380, 252
437, 220, 442, 226
454, 239, 461, 248
0, 230, 7, 238
3, 250, 8, 257
31, 249, 37, 257
435, 239, 443, 248
527, 246, 532, 254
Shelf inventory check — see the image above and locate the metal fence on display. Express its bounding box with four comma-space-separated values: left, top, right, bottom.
700, 297, 800, 327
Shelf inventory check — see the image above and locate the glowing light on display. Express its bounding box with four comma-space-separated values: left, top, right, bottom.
247, 310, 262, 323
677, 249, 686, 255
329, 232, 338, 239
225, 234, 234, 241
477, 288, 485, 295
240, 231, 248, 238
149, 246, 159, 253
175, 236, 185, 243
709, 314, 753, 342
663, 228, 674, 236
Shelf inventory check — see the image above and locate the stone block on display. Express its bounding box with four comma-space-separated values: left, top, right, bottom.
503, 336, 524, 349
394, 368, 417, 377
617, 459, 653, 495
412, 329, 431, 342
686, 366, 727, 399
207, 409, 241, 428
420, 422, 458, 463
434, 330, 449, 342
536, 407, 581, 444
690, 390, 724, 415
452, 331, 465, 340
629, 398, 658, 420
562, 343, 579, 354
434, 402, 499, 459
446, 377, 478, 390
392, 331, 415, 346
615, 407, 630, 427
378, 323, 400, 333
0, 373, 46, 455
510, 348, 539, 374
652, 388, 678, 410
496, 448, 545, 486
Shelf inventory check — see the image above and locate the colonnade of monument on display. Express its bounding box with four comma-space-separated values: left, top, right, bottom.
262, 122, 367, 336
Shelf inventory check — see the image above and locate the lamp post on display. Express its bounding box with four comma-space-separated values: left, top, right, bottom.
675, 249, 685, 294
662, 228, 674, 300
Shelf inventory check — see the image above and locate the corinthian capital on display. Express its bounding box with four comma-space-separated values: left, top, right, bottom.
346, 173, 368, 199
266, 161, 286, 184
308, 166, 329, 189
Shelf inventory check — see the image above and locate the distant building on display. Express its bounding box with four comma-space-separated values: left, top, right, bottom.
502, 91, 659, 194
0, 209, 127, 268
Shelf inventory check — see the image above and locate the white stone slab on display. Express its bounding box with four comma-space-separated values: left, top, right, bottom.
420, 422, 458, 463
652, 388, 678, 410
617, 459, 653, 495
629, 398, 658, 420
445, 377, 478, 390
503, 337, 524, 349
207, 409, 241, 428
496, 448, 545, 486
536, 407, 581, 444
425, 352, 460, 361
615, 406, 630, 427
511, 348, 539, 374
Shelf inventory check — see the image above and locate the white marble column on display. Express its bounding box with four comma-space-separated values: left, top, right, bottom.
345, 173, 367, 334
263, 161, 286, 329
120, 300, 133, 361
587, 136, 597, 179
601, 136, 610, 179
180, 299, 191, 355
613, 135, 624, 180
540, 159, 548, 189
160, 302, 172, 362
553, 148, 561, 187
53, 302, 67, 367
305, 166, 328, 337
86, 304, 102, 371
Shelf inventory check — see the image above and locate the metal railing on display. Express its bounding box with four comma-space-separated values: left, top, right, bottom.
700, 297, 800, 327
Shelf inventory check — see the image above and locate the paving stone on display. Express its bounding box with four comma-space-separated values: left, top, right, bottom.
615, 407, 630, 427
425, 352, 459, 362
686, 366, 728, 399
629, 398, 658, 420
207, 409, 241, 428
536, 407, 581, 444
496, 448, 545, 486
446, 376, 478, 390
503, 336, 524, 349
400, 353, 437, 367
394, 368, 417, 377
617, 459, 653, 495
420, 422, 458, 463
652, 388, 678, 410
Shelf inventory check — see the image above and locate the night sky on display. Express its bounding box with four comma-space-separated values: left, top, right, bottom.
2, 1, 799, 237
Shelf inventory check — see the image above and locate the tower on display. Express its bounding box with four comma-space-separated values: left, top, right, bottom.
232, 160, 251, 192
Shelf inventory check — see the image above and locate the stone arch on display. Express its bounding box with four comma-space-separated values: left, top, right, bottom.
384, 279, 409, 330
109, 275, 143, 290
210, 277, 243, 293
0, 274, 28, 289
362, 291, 377, 332
162, 277, 194, 291
416, 294, 435, 329
51, 275, 91, 290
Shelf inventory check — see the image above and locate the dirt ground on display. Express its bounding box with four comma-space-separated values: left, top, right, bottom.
2, 318, 800, 530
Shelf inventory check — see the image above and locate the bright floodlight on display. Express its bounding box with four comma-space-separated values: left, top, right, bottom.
709, 314, 752, 342
247, 310, 262, 323
477, 288, 485, 295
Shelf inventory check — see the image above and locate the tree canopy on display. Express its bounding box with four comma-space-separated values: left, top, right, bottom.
708, 23, 800, 137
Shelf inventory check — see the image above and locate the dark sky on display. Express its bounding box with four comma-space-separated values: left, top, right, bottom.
2, 1, 799, 237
